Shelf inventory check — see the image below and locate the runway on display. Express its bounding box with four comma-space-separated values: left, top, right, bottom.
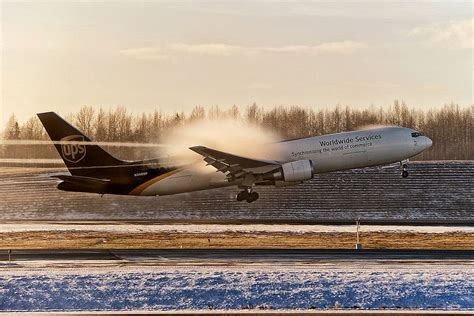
2, 249, 473, 265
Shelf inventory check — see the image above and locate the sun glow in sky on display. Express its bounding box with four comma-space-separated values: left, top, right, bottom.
1, 1, 473, 125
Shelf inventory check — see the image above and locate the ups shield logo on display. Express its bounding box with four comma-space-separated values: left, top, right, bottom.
60, 135, 86, 163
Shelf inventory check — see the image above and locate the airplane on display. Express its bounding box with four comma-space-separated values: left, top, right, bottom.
37, 111, 432, 202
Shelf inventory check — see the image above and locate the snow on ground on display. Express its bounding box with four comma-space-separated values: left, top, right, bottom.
2, 162, 472, 222
0, 265, 473, 311
0, 223, 473, 234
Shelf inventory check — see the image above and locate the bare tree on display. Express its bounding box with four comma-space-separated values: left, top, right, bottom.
20, 116, 44, 140
74, 106, 95, 136
228, 104, 240, 119
207, 105, 222, 119
114, 106, 132, 141
95, 108, 108, 141
3, 103, 473, 160
106, 108, 118, 141
4, 114, 21, 140
246, 102, 261, 123
150, 110, 164, 142
134, 113, 150, 142
189, 105, 205, 121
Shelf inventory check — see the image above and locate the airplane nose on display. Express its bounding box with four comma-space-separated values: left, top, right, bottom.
425, 137, 433, 148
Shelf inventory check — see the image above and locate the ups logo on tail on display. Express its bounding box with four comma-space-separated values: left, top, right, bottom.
60, 135, 86, 163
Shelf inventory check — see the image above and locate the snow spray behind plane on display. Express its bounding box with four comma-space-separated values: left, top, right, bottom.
160, 118, 282, 165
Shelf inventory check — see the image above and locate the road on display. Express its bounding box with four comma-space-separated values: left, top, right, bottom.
1, 249, 473, 265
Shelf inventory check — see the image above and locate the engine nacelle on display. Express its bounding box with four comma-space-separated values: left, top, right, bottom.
273, 160, 314, 182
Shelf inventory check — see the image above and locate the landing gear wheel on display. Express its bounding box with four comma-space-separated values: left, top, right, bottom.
237, 187, 259, 202
236, 191, 249, 201
246, 192, 259, 203
400, 162, 409, 178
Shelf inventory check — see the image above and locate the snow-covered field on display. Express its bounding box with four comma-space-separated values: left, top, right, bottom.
0, 265, 473, 312
1, 162, 472, 221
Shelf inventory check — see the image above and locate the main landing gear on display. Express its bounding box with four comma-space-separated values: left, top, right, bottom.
236, 188, 259, 203
400, 161, 409, 178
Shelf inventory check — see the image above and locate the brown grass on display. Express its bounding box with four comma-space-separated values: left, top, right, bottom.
0, 231, 472, 250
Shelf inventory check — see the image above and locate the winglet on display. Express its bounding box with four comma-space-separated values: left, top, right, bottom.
189, 145, 209, 157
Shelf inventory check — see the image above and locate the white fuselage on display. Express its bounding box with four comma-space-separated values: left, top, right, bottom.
139, 126, 432, 196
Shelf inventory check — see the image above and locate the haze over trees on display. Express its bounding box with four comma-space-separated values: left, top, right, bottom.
2, 102, 473, 160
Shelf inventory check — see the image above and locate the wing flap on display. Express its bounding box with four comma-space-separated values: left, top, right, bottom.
190, 146, 277, 168
189, 145, 280, 181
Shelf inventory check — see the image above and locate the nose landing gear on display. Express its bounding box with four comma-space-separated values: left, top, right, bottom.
400, 161, 409, 178
236, 188, 259, 203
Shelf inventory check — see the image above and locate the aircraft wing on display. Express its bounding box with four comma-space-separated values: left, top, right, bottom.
189, 146, 281, 183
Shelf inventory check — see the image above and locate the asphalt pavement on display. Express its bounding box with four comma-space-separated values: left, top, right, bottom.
1, 248, 473, 265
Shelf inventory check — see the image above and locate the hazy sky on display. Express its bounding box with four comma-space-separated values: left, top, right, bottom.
1, 1, 473, 125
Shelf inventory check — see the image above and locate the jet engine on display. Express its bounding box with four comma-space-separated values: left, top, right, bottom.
272, 160, 314, 182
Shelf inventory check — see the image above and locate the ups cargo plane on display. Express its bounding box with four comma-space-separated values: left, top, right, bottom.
38, 112, 432, 202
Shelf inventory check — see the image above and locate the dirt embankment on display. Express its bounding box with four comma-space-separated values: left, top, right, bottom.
1, 230, 472, 249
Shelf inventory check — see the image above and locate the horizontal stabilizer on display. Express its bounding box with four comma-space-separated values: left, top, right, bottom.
54, 175, 110, 186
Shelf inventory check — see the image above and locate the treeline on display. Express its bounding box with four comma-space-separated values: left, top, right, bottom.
2, 101, 473, 160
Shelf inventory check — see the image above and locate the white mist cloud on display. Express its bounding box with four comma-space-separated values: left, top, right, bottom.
409, 19, 474, 48
160, 118, 282, 165
119, 47, 171, 61
168, 43, 246, 56
260, 41, 367, 55
119, 41, 367, 60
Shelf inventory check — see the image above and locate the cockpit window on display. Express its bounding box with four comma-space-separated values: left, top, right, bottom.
411, 132, 424, 137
